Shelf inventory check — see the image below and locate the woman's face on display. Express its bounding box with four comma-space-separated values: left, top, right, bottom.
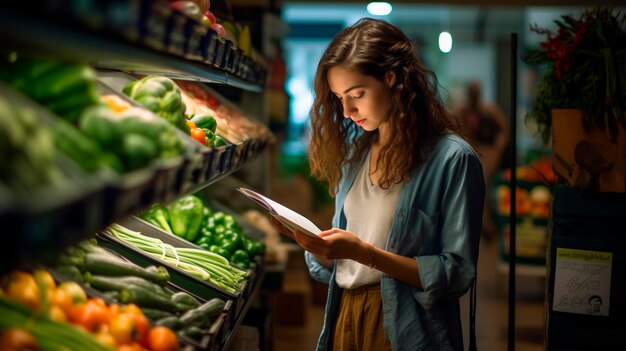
327, 65, 392, 133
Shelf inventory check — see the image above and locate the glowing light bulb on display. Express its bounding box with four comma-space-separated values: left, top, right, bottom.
439, 32, 452, 53
367, 2, 392, 16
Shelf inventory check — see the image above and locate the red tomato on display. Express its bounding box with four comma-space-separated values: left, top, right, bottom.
148, 327, 179, 351
67, 299, 107, 332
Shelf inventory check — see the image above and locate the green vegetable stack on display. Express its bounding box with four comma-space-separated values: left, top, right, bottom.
0, 92, 66, 193
122, 76, 190, 134
55, 242, 226, 343
0, 57, 121, 174
78, 106, 186, 172
0, 57, 100, 123
196, 210, 265, 269
140, 196, 265, 269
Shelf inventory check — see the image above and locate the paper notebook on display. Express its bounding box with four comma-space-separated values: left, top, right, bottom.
236, 187, 322, 241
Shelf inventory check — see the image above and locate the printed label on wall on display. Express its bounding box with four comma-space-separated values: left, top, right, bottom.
552, 248, 612, 316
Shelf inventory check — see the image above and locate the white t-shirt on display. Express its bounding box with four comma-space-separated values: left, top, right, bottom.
335, 150, 402, 289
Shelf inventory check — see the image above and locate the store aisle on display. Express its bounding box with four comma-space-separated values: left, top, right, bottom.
272, 238, 546, 351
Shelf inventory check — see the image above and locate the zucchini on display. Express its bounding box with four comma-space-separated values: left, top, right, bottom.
140, 308, 173, 321
196, 298, 226, 317
83, 253, 170, 283
171, 291, 200, 311
54, 265, 84, 283
155, 316, 182, 330
118, 287, 181, 313
100, 291, 119, 302
179, 308, 210, 329
179, 298, 225, 328
179, 326, 204, 341
102, 276, 171, 297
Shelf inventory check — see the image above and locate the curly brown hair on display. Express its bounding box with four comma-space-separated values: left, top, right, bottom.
308, 18, 464, 195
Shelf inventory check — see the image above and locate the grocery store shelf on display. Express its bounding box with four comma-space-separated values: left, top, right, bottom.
222, 266, 265, 351
0, 7, 263, 92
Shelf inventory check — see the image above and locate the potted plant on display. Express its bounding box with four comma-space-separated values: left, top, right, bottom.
523, 7, 626, 192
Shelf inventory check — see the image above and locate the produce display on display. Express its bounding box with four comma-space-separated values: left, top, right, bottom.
0, 58, 189, 175
141, 195, 265, 269
177, 80, 272, 143
54, 242, 226, 346
0, 268, 180, 351
167, 0, 252, 57
0, 88, 72, 196
121, 75, 227, 150
495, 155, 553, 262
1, 3, 273, 350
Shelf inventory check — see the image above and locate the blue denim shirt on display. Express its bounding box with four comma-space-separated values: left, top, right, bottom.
305, 133, 485, 351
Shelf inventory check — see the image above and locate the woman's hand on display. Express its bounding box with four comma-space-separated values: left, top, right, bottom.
295, 228, 370, 265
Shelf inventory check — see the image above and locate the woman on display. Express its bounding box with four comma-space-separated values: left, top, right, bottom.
272, 18, 485, 351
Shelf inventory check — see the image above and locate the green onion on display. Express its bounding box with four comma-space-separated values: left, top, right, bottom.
107, 224, 246, 293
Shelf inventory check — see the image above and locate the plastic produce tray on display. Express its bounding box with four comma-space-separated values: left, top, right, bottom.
97, 217, 252, 317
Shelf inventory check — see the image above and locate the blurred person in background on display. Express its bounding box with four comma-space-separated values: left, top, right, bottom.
453, 80, 509, 241
271, 18, 484, 351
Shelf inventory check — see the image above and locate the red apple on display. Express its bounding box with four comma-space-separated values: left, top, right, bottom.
210, 23, 226, 37
204, 10, 216, 25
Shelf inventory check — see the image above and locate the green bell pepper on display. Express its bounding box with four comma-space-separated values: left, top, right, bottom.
168, 195, 205, 241
122, 76, 190, 133
190, 114, 217, 133
230, 249, 250, 269
117, 108, 186, 159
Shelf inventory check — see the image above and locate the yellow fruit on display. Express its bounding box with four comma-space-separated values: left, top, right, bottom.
6, 279, 39, 310
238, 25, 251, 56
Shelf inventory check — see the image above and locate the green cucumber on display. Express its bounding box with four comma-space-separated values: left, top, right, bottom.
100, 291, 119, 302
103, 276, 171, 297
83, 253, 170, 283
171, 291, 200, 311
196, 297, 226, 317
180, 326, 204, 341
140, 308, 174, 321
179, 298, 225, 328
179, 308, 210, 328
118, 287, 181, 313
54, 265, 84, 283
155, 316, 183, 330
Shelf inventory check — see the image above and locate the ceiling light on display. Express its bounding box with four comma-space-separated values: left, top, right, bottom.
439, 31, 452, 53
367, 2, 392, 16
